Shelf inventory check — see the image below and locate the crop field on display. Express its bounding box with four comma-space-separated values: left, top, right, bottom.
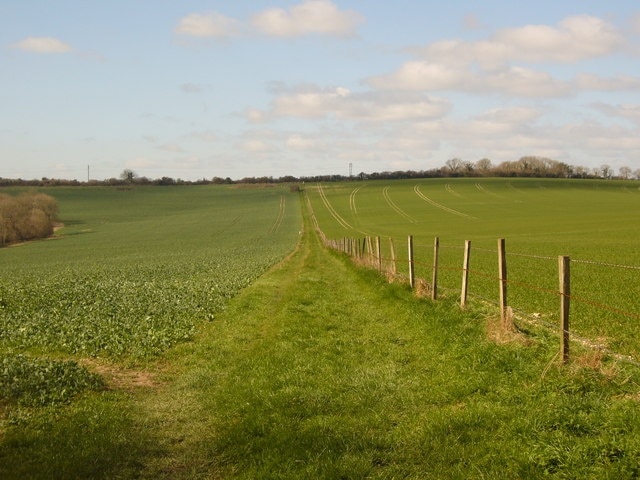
0, 185, 302, 361
307, 178, 640, 358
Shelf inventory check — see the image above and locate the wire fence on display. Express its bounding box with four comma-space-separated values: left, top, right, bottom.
319, 228, 640, 366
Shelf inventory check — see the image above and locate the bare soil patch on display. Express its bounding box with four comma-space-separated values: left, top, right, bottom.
80, 359, 163, 391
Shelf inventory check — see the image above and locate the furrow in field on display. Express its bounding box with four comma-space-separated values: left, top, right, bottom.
445, 183, 463, 198
382, 186, 417, 223
269, 195, 286, 233
475, 183, 502, 197
414, 185, 477, 219
316, 183, 352, 229
349, 187, 360, 215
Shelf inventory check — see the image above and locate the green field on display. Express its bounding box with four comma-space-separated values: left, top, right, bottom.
3, 180, 640, 478
0, 185, 302, 360
307, 178, 640, 357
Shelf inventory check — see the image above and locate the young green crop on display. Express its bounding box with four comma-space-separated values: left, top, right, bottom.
0, 185, 302, 361
307, 178, 640, 357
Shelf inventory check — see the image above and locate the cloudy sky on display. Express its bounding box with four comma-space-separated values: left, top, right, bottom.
2, 1, 640, 180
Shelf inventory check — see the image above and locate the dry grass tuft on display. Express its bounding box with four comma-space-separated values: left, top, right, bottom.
414, 278, 432, 298
486, 308, 531, 346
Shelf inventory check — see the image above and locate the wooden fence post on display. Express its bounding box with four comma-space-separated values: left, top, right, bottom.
367, 237, 374, 266
408, 235, 415, 288
559, 255, 570, 364
461, 240, 471, 309
431, 236, 439, 300
498, 238, 508, 326
376, 236, 381, 272
389, 238, 397, 275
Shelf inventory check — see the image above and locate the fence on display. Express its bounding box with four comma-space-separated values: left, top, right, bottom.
321, 231, 640, 366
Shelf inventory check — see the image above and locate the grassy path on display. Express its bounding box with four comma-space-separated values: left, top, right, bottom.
134, 206, 640, 479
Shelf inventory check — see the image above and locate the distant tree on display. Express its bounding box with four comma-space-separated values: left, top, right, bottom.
573, 165, 589, 178
445, 158, 463, 175
462, 161, 475, 175
157, 176, 176, 186
120, 169, 138, 184
619, 166, 632, 179
600, 164, 613, 179
634, 168, 640, 180
475, 158, 492, 174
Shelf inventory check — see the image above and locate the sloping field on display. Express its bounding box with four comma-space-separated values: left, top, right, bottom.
0, 184, 302, 359
307, 178, 640, 357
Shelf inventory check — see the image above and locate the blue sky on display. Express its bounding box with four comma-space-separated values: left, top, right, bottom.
2, 1, 640, 180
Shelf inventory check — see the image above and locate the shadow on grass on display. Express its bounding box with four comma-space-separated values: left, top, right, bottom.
0, 394, 157, 480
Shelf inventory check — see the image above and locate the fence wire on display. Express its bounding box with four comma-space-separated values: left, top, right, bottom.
320, 229, 640, 366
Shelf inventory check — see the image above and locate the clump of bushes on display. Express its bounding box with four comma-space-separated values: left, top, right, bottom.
0, 192, 59, 247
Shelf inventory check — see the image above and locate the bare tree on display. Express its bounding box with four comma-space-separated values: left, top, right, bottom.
445, 158, 463, 174
120, 169, 138, 184
475, 158, 492, 173
619, 166, 632, 179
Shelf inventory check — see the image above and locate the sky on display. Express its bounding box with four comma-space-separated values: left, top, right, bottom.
2, 1, 640, 181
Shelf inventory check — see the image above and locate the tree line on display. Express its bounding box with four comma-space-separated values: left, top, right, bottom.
0, 192, 59, 247
1, 156, 638, 188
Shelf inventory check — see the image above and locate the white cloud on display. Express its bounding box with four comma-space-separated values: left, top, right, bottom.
11, 37, 72, 53
591, 102, 640, 124
286, 134, 317, 150
240, 138, 273, 153
368, 62, 467, 90
262, 85, 450, 121
251, 0, 364, 38
495, 15, 622, 62
366, 15, 634, 98
483, 66, 572, 97
175, 12, 240, 38
369, 63, 571, 97
415, 15, 622, 66
157, 143, 184, 153
245, 108, 267, 123
272, 88, 338, 118
474, 106, 541, 124
574, 74, 640, 91
340, 92, 451, 122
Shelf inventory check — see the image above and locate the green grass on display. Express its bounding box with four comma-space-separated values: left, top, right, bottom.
307, 178, 640, 357
3, 182, 640, 478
